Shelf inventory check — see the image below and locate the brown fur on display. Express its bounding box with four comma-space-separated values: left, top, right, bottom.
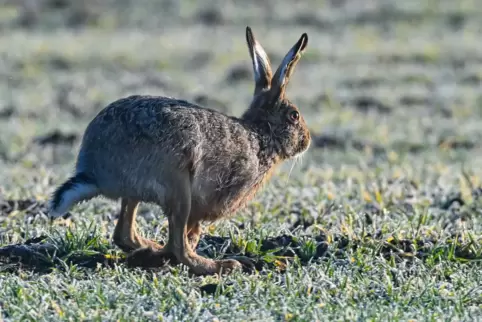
49, 26, 311, 275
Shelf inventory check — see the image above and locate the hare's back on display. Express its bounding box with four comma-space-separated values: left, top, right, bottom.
83, 94, 235, 145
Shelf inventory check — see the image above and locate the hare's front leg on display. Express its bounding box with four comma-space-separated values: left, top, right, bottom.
134, 173, 240, 274
113, 198, 163, 252
187, 220, 202, 251
125, 173, 240, 275
168, 199, 241, 275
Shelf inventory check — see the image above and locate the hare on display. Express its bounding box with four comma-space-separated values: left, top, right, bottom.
48, 26, 311, 275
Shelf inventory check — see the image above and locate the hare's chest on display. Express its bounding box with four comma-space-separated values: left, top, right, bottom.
191, 160, 260, 217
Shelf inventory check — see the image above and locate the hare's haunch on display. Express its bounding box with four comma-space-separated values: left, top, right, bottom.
48, 26, 311, 275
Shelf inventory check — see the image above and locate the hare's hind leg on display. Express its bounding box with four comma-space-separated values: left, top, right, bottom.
113, 198, 163, 252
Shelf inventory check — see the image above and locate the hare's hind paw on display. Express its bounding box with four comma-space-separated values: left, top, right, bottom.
114, 235, 164, 253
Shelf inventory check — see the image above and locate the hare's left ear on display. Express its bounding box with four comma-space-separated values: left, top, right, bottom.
246, 26, 273, 96
270, 33, 308, 100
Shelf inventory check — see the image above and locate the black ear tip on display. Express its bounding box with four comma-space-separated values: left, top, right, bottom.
246, 26, 253, 41
300, 33, 308, 50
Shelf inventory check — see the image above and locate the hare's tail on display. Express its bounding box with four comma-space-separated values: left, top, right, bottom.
48, 172, 99, 218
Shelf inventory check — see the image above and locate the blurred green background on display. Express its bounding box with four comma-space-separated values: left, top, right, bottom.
1, 1, 482, 187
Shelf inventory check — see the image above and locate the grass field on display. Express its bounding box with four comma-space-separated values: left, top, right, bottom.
0, 0, 481, 321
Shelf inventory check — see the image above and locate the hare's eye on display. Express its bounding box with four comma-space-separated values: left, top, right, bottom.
289, 110, 299, 122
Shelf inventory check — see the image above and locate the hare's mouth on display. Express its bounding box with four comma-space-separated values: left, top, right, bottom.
298, 133, 311, 155
290, 142, 309, 161
295, 146, 309, 158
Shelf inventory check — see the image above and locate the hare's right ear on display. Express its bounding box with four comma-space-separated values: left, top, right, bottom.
246, 26, 272, 95
270, 32, 308, 101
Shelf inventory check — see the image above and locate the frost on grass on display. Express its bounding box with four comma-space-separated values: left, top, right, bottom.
1, 218, 479, 275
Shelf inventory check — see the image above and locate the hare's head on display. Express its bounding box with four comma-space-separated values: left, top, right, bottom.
241, 26, 311, 160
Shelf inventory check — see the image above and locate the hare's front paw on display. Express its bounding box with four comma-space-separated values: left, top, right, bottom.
126, 246, 176, 268
215, 259, 242, 274
187, 256, 241, 276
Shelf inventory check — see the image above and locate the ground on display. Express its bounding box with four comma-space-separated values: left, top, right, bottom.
0, 0, 481, 321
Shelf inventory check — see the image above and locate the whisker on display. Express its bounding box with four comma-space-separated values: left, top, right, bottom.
288, 158, 297, 180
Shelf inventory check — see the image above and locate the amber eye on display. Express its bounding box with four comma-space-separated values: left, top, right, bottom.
289, 110, 299, 122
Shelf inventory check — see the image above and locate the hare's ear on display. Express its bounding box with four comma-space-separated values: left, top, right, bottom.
246, 26, 272, 95
270, 33, 308, 100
